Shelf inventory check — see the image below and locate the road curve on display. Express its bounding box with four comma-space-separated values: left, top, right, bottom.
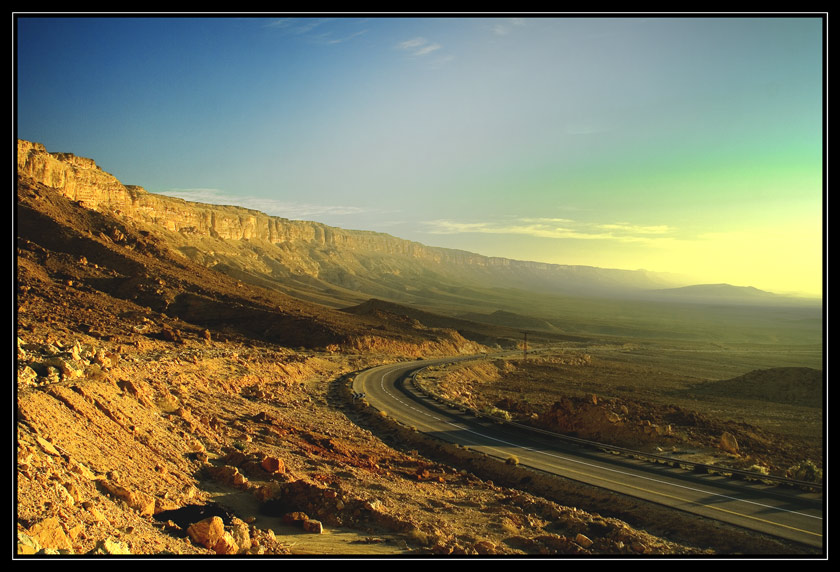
353, 357, 824, 551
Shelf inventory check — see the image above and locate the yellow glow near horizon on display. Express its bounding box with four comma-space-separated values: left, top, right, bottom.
552, 217, 824, 297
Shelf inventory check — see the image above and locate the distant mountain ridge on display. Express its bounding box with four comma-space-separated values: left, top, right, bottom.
657, 284, 775, 296
16, 140, 681, 303
16, 140, 818, 310
643, 283, 820, 306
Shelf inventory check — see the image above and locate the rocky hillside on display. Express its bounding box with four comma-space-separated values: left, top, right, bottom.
689, 368, 823, 408
16, 172, 487, 358
17, 140, 679, 309
17, 142, 781, 558
416, 356, 823, 482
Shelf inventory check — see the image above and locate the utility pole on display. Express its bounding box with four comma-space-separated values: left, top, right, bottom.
521, 331, 528, 361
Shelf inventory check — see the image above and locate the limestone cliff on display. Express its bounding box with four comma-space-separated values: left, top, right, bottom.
18, 139, 496, 255
16, 139, 674, 307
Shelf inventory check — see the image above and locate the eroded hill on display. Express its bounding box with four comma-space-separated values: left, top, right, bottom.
15, 141, 820, 556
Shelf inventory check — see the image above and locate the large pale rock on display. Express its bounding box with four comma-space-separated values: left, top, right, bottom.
27, 517, 73, 552
91, 538, 131, 555
302, 519, 323, 534
100, 481, 156, 516
17, 532, 41, 555
260, 455, 285, 474
230, 518, 251, 553
35, 436, 61, 457
213, 531, 239, 555
187, 516, 226, 550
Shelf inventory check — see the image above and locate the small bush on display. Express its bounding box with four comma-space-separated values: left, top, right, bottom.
483, 406, 512, 422
748, 464, 770, 475
787, 460, 822, 482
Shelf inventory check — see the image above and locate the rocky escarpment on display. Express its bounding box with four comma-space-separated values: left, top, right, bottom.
15, 171, 485, 358
17, 139, 675, 301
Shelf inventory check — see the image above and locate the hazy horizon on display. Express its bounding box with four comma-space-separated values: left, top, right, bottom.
16, 15, 825, 298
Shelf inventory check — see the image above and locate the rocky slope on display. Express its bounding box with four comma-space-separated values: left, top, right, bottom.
15, 141, 816, 557
17, 140, 680, 309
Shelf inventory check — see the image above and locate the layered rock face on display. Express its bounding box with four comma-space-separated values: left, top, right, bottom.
17, 139, 484, 255
16, 139, 672, 304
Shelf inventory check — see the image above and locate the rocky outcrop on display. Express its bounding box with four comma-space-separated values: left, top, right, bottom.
16, 139, 674, 298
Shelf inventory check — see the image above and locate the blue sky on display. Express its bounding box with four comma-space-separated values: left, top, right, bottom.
16, 15, 824, 296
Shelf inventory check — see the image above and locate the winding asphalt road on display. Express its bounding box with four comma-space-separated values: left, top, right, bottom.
352, 357, 824, 551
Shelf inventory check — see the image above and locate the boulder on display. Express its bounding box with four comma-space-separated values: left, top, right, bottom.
213, 531, 239, 555
720, 432, 739, 455
187, 516, 226, 550
302, 519, 323, 534
260, 455, 285, 474
26, 517, 73, 552
90, 538, 131, 555
100, 481, 156, 516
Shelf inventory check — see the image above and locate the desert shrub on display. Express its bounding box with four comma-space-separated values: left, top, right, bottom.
483, 406, 512, 422
787, 460, 822, 482
748, 464, 770, 475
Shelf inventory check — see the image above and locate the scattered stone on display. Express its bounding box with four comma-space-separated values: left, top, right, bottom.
302, 519, 323, 534
100, 480, 156, 516
365, 499, 384, 512
213, 531, 239, 554
206, 465, 248, 488
17, 365, 38, 385
720, 432, 739, 455
26, 517, 73, 552
17, 531, 42, 555
35, 437, 62, 457
68, 459, 97, 480
43, 356, 84, 380
230, 518, 252, 552
260, 455, 285, 474
90, 538, 131, 555
254, 482, 282, 503
187, 516, 226, 550
473, 540, 496, 554
282, 511, 309, 526
160, 325, 183, 343
631, 541, 648, 554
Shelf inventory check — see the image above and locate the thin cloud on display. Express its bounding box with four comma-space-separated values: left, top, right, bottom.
414, 43, 442, 56
264, 18, 331, 34
264, 18, 293, 29
598, 223, 672, 235
264, 18, 366, 46
397, 36, 445, 57
156, 188, 366, 220
422, 217, 676, 244
492, 24, 509, 36
397, 37, 428, 50
327, 29, 369, 44
491, 18, 527, 36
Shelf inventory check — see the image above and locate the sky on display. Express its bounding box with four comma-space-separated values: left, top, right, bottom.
16, 15, 825, 297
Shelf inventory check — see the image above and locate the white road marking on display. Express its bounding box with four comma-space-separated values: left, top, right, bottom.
368, 364, 822, 525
